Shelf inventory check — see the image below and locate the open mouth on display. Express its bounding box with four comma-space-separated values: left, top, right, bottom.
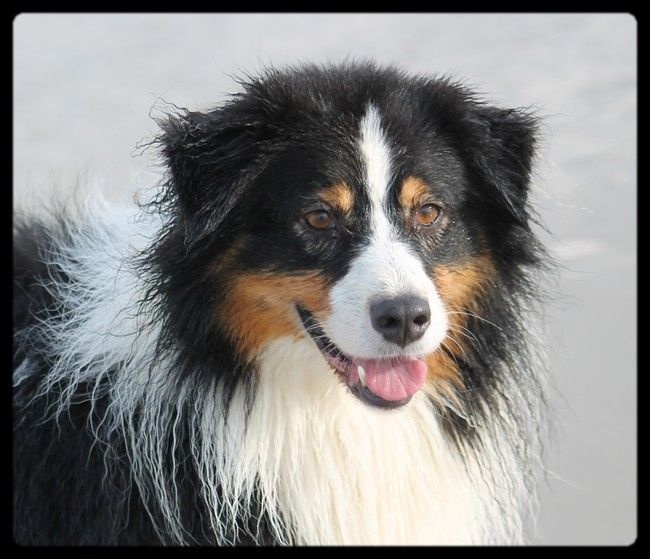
297, 306, 428, 409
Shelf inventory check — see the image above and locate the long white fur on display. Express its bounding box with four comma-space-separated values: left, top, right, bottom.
238, 335, 522, 544
326, 104, 448, 359
17, 182, 542, 545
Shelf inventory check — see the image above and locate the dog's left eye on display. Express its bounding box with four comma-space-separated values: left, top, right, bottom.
304, 209, 335, 230
414, 203, 441, 227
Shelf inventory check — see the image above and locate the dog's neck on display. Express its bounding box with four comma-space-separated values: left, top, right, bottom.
227, 336, 515, 545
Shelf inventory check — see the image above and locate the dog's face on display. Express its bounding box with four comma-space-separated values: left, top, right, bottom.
160, 64, 536, 409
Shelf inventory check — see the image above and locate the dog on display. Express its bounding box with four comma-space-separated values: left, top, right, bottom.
13, 61, 549, 545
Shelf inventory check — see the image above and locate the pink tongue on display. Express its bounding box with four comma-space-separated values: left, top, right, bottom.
352, 358, 427, 402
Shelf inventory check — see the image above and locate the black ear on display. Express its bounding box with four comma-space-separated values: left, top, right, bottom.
466, 106, 538, 224
157, 100, 268, 246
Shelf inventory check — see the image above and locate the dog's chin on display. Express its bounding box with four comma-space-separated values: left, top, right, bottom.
296, 306, 428, 410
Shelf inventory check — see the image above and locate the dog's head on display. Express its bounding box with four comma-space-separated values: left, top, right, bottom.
156, 63, 538, 409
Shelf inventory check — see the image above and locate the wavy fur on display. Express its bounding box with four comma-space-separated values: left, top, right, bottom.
13, 61, 550, 545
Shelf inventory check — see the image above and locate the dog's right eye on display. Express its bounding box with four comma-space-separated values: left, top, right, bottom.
304, 210, 334, 230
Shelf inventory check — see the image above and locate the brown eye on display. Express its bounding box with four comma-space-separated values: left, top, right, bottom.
414, 203, 441, 227
305, 209, 334, 230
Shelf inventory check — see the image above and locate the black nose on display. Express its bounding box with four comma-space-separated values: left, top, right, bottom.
370, 295, 431, 347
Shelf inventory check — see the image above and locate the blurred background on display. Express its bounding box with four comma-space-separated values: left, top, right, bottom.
13, 13, 636, 545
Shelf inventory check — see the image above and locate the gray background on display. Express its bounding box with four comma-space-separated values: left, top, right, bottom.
13, 13, 636, 545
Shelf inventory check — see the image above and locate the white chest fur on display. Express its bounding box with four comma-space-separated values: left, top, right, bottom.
229, 337, 501, 545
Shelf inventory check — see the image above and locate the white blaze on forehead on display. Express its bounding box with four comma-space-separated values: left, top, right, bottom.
358, 104, 393, 237
320, 104, 449, 360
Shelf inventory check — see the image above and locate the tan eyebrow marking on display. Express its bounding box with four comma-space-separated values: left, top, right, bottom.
318, 182, 355, 214
399, 176, 430, 210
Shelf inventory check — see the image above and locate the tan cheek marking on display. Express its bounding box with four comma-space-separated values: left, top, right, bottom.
319, 182, 354, 214
426, 254, 495, 387
399, 176, 430, 211
435, 254, 493, 315
425, 351, 463, 389
217, 272, 331, 359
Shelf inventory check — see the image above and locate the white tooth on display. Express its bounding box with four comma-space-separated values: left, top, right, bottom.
357, 365, 367, 387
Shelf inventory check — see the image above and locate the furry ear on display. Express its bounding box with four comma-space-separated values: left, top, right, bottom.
466, 106, 538, 224
157, 101, 269, 247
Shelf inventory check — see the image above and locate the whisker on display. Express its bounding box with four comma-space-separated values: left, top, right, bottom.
446, 310, 505, 333
442, 333, 469, 362
447, 324, 480, 350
